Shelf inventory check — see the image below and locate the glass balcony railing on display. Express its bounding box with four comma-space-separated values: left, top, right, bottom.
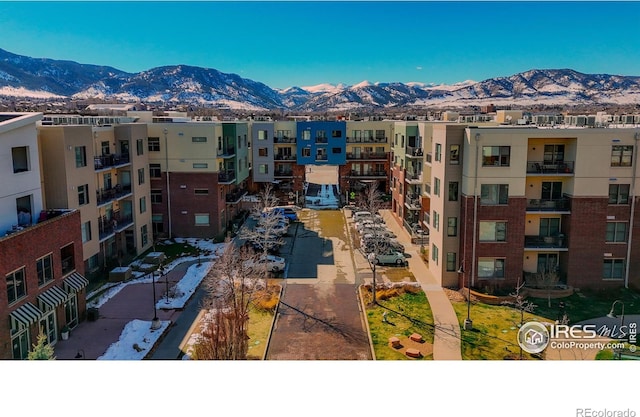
526, 198, 570, 211
526, 161, 574, 174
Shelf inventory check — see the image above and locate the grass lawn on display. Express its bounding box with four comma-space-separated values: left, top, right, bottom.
362, 286, 435, 360
246, 305, 276, 360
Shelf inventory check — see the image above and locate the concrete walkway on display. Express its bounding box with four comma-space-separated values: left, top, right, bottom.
378, 209, 462, 360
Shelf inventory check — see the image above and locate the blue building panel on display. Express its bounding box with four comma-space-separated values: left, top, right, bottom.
296, 121, 346, 165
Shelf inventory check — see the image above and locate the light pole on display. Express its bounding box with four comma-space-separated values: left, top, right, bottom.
607, 300, 625, 359
151, 269, 161, 329
458, 262, 472, 330
367, 252, 378, 305
162, 263, 169, 304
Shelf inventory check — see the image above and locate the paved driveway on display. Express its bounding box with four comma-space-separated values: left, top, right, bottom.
267, 209, 372, 360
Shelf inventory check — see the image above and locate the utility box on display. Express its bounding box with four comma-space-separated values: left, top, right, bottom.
109, 266, 132, 282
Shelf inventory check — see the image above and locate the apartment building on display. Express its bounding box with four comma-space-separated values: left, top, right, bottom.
0, 113, 87, 359
420, 124, 640, 290
38, 121, 153, 276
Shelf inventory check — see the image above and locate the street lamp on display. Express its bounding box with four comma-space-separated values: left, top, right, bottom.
367, 252, 378, 305
458, 262, 472, 330
151, 269, 161, 330
162, 263, 170, 304
607, 300, 625, 360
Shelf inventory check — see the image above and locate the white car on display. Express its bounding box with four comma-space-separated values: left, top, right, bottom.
371, 251, 407, 266
245, 255, 286, 272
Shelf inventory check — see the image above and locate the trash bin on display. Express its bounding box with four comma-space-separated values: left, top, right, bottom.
87, 307, 99, 321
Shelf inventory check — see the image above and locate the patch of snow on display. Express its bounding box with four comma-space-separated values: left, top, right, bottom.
97, 319, 170, 360
0, 86, 66, 98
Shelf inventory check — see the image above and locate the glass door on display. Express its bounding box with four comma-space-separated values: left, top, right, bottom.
39, 310, 57, 345
65, 295, 79, 329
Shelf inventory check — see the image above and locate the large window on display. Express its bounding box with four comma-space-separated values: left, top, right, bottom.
150, 164, 161, 178
75, 146, 86, 168
148, 137, 160, 151
11, 146, 29, 173
603, 259, 625, 280
195, 214, 210, 226
78, 184, 89, 206
259, 164, 268, 174
151, 189, 162, 204
435, 144, 442, 161
446, 253, 457, 272
431, 244, 439, 265
449, 145, 460, 165
478, 258, 505, 279
480, 184, 509, 205
432, 211, 440, 231
482, 146, 510, 166
544, 144, 564, 164
7, 267, 26, 304
37, 254, 53, 287
447, 217, 457, 237
479, 221, 507, 242
609, 184, 630, 204
606, 222, 627, 243
258, 130, 268, 140
140, 197, 147, 214
258, 148, 268, 157
539, 218, 560, 237
434, 178, 441, 197
141, 224, 148, 247
60, 244, 75, 275
611, 145, 633, 167
448, 181, 459, 201
81, 221, 92, 243
136, 139, 144, 156
332, 130, 342, 138
302, 130, 311, 140
138, 168, 145, 185
541, 182, 563, 200
302, 148, 311, 157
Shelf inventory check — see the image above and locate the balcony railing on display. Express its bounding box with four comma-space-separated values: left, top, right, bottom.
406, 146, 423, 157
218, 171, 236, 184
346, 152, 387, 160
526, 161, 574, 174
524, 234, 568, 249
226, 188, 247, 204
274, 170, 294, 177
315, 137, 328, 144
94, 153, 130, 170
98, 212, 134, 241
315, 154, 328, 161
349, 170, 387, 177
274, 154, 296, 161
405, 197, 421, 210
526, 198, 571, 211
346, 137, 387, 143
96, 184, 132, 206
217, 147, 236, 158
274, 136, 296, 143
405, 171, 422, 182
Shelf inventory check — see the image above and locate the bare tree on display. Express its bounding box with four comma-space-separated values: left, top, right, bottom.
534, 266, 560, 308
194, 240, 264, 360
502, 277, 537, 359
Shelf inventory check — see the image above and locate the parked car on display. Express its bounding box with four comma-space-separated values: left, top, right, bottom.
244, 255, 286, 272
371, 251, 407, 266
255, 221, 288, 236
361, 237, 405, 254
264, 206, 299, 222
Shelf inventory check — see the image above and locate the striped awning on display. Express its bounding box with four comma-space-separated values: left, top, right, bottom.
37, 285, 69, 310
63, 272, 89, 293
10, 302, 43, 327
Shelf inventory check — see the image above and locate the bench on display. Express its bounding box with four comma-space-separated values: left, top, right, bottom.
406, 348, 422, 358
410, 333, 423, 343
388, 336, 401, 348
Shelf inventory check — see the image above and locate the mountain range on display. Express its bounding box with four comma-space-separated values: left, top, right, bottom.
1, 47, 639, 111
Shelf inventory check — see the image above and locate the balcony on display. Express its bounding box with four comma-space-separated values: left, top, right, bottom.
217, 147, 236, 158
524, 234, 568, 250
315, 154, 328, 161
406, 146, 423, 158
274, 170, 294, 178
226, 188, 247, 204
218, 171, 236, 184
96, 184, 132, 207
274, 136, 296, 144
404, 196, 421, 210
405, 171, 422, 183
349, 170, 387, 178
526, 161, 574, 175
98, 212, 134, 241
346, 152, 387, 160
94, 153, 130, 171
346, 136, 387, 143
526, 198, 571, 212
274, 154, 296, 161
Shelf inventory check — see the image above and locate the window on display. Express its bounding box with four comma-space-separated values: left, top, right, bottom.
603, 259, 625, 280
195, 214, 210, 226
606, 222, 627, 243
193, 163, 208, 169
136, 139, 144, 156
435, 143, 442, 161
332, 147, 342, 154
16, 195, 32, 226
151, 190, 162, 204
611, 145, 633, 167
75, 146, 87, 167
81, 221, 92, 243
448, 181, 459, 201
150, 164, 161, 178
137, 168, 145, 185
541, 182, 562, 200
258, 130, 268, 140
12, 146, 29, 173
302, 130, 311, 140
431, 243, 439, 264
432, 211, 440, 231
37, 254, 53, 287
447, 217, 458, 237
480, 184, 509, 205
332, 130, 342, 138
192, 136, 207, 143
258, 148, 268, 157
609, 184, 630, 204
6, 267, 26, 304
60, 243, 75, 275
148, 137, 160, 151
539, 218, 560, 237
482, 146, 510, 166
78, 184, 89, 206
446, 253, 457, 272
141, 224, 148, 246
302, 148, 311, 157
194, 189, 209, 195
449, 145, 460, 164
434, 178, 441, 197
375, 130, 385, 141
140, 196, 146, 214
259, 164, 268, 174
479, 221, 507, 242
101, 141, 110, 155
544, 144, 564, 164
152, 214, 164, 236
478, 258, 505, 279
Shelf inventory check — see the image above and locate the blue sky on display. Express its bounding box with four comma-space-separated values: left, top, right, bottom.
1, 1, 639, 89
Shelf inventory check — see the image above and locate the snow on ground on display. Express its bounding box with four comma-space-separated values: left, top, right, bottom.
156, 262, 213, 309
97, 319, 171, 360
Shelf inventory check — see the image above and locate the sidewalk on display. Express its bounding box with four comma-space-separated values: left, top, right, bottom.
378, 209, 462, 360
53, 260, 199, 360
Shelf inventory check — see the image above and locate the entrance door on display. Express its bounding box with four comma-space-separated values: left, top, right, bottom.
537, 253, 559, 273
39, 310, 57, 345
65, 295, 79, 329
